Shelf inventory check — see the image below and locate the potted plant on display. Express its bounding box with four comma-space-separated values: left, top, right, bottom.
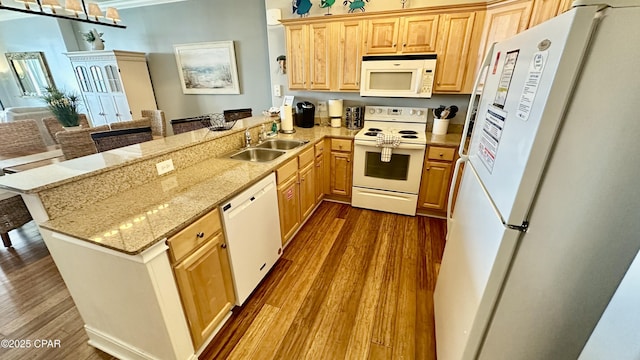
42, 87, 81, 128
81, 28, 105, 50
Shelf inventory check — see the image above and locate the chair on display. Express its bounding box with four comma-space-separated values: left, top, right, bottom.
91, 127, 153, 152
0, 191, 32, 248
141, 110, 167, 137
223, 108, 252, 122
109, 118, 151, 131
170, 116, 211, 135
56, 125, 110, 160
0, 119, 48, 156
43, 114, 91, 144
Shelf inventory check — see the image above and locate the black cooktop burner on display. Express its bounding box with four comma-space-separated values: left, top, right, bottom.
364, 132, 379, 136
368, 128, 382, 132
399, 130, 418, 134
402, 135, 418, 139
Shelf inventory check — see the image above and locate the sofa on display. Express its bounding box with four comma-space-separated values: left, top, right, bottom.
4, 107, 56, 146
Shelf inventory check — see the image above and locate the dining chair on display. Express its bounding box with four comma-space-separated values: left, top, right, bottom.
91, 127, 153, 152
56, 125, 110, 160
141, 109, 167, 137
170, 116, 211, 135
109, 118, 151, 131
0, 190, 33, 248
43, 114, 91, 144
223, 108, 252, 122
0, 119, 48, 156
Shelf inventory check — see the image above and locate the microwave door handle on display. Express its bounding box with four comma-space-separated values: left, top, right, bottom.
415, 68, 424, 93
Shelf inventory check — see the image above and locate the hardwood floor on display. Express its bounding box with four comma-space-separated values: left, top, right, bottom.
0, 202, 446, 360
0, 221, 115, 360
201, 202, 447, 360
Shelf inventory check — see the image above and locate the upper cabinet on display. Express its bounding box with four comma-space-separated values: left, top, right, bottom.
285, 24, 308, 90
364, 14, 439, 54
528, 0, 573, 28
337, 20, 365, 91
434, 12, 477, 93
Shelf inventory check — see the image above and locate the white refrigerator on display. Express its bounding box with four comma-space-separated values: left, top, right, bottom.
434, 2, 640, 360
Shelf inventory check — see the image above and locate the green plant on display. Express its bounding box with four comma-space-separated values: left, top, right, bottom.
81, 30, 104, 43
41, 87, 81, 127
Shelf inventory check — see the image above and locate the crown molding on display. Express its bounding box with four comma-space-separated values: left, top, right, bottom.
0, 0, 189, 23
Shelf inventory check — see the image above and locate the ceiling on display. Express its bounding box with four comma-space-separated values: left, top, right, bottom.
0, 0, 188, 22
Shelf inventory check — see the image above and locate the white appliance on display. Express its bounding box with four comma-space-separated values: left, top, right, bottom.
352, 106, 428, 216
360, 55, 436, 98
220, 173, 282, 306
434, 2, 640, 359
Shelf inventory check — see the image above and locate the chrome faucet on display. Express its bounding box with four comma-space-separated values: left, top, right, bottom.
244, 129, 252, 148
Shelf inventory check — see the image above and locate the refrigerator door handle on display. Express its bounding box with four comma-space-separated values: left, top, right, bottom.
447, 156, 467, 230
458, 43, 496, 158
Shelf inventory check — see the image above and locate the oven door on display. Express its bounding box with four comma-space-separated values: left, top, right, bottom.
352, 139, 425, 194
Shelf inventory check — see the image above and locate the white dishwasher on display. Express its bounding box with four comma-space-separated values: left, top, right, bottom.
220, 173, 282, 306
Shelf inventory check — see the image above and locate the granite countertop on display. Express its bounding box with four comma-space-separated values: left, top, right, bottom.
37, 124, 462, 255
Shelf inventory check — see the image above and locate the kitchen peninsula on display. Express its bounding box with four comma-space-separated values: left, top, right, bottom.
0, 118, 459, 359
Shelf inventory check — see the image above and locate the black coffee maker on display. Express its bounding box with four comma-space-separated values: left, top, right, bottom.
296, 102, 315, 128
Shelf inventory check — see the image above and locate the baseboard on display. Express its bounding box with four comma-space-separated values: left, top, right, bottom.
85, 326, 197, 360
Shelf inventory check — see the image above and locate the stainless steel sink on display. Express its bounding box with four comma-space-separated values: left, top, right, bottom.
228, 148, 286, 162
255, 139, 307, 150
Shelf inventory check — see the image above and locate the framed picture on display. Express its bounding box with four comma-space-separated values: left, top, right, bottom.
174, 41, 240, 95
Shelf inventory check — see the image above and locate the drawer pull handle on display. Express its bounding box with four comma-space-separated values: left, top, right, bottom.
196, 232, 205, 238
439, 153, 444, 157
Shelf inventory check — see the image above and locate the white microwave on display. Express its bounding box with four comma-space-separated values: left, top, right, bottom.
360, 54, 437, 98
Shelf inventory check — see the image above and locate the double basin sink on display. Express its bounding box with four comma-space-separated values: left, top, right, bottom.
227, 139, 308, 162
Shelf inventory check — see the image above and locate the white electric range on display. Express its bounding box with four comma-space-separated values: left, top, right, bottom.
352, 106, 429, 216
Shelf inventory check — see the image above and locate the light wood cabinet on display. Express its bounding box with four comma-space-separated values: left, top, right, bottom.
337, 20, 365, 91
285, 25, 308, 90
418, 146, 457, 215
528, 0, 571, 28
277, 159, 301, 246
329, 139, 353, 197
365, 15, 439, 55
315, 140, 325, 203
478, 0, 533, 67
65, 50, 157, 126
309, 23, 332, 90
169, 209, 235, 349
434, 12, 478, 93
299, 161, 316, 220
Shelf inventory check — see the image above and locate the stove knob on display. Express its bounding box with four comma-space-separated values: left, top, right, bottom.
376, 108, 383, 114
416, 110, 424, 116
369, 108, 375, 114
409, 109, 416, 115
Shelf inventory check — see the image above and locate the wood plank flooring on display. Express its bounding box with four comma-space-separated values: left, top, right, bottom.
0, 201, 446, 360
201, 202, 447, 360
0, 221, 115, 360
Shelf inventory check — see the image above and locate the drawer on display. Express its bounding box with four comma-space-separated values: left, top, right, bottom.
331, 138, 352, 152
427, 146, 456, 161
276, 157, 298, 184
168, 209, 222, 263
314, 140, 324, 156
298, 147, 315, 168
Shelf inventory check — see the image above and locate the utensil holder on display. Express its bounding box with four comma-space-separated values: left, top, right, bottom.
433, 118, 450, 135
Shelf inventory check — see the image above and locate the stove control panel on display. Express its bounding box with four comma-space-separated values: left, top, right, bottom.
364, 106, 429, 124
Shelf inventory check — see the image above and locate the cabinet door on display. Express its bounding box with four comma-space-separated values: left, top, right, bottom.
315, 153, 325, 203
479, 0, 533, 66
98, 94, 119, 124
365, 18, 400, 54
82, 93, 106, 127
277, 174, 300, 246
434, 12, 476, 93
286, 24, 308, 90
174, 232, 235, 348
299, 162, 316, 221
337, 20, 364, 91
112, 94, 132, 122
399, 14, 439, 53
330, 151, 352, 197
557, 0, 573, 15
528, 0, 563, 28
309, 23, 331, 90
418, 160, 453, 210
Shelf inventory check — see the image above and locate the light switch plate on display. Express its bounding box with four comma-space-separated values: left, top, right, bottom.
273, 84, 282, 97
156, 159, 174, 176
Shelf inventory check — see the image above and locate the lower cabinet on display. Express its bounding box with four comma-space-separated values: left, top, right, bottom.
276, 146, 316, 246
168, 209, 235, 349
328, 138, 353, 199
418, 145, 457, 216
314, 140, 325, 203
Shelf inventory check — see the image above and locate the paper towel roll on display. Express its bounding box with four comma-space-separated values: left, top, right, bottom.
328, 99, 343, 118
281, 105, 294, 131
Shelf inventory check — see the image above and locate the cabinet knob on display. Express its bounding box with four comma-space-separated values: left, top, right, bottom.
221, 243, 227, 249
426, 167, 430, 171
196, 232, 205, 238
339, 145, 343, 149
403, 43, 407, 47
439, 153, 444, 157
347, 159, 350, 163
393, 43, 397, 47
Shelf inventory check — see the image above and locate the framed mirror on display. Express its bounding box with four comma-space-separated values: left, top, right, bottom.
5, 52, 55, 97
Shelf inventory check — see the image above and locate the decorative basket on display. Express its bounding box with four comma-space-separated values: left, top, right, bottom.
204, 113, 237, 131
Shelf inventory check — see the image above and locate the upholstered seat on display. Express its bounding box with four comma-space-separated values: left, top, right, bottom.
91, 127, 153, 152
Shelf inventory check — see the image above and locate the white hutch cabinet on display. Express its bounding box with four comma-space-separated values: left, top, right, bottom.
65, 50, 157, 126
